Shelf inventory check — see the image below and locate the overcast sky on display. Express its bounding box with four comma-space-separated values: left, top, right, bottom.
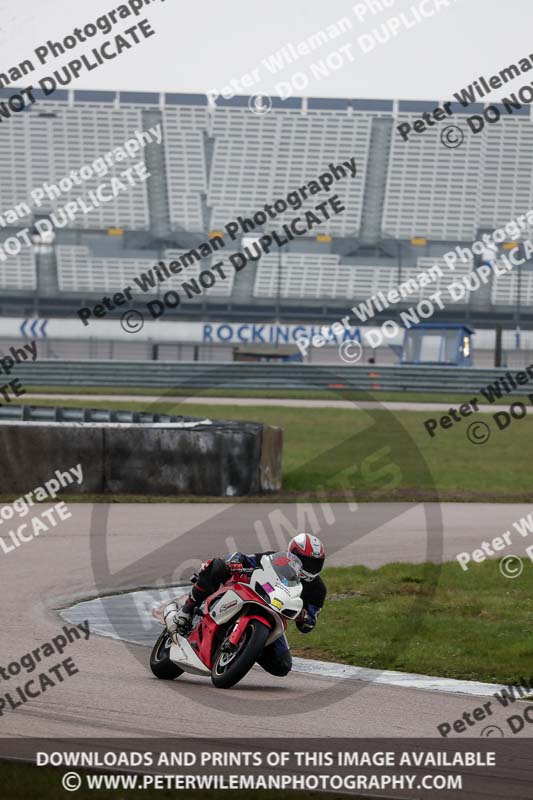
0, 0, 532, 104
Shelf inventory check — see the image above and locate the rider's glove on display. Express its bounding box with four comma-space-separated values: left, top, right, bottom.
296, 609, 316, 634
226, 553, 254, 575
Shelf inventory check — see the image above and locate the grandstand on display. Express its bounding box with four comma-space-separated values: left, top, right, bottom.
1, 89, 532, 344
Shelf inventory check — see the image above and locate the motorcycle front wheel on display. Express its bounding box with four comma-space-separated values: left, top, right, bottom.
150, 631, 184, 680
211, 620, 270, 689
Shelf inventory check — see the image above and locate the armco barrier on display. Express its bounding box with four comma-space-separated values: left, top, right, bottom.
0, 409, 282, 497
9, 359, 533, 396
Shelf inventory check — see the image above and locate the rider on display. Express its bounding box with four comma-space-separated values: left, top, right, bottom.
164, 533, 326, 678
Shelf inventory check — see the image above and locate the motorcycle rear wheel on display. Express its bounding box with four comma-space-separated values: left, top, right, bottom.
211, 620, 270, 689
150, 631, 184, 680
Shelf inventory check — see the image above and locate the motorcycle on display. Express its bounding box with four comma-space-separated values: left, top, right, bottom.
150, 552, 303, 689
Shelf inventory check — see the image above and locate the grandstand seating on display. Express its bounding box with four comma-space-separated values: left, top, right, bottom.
57, 246, 156, 293
163, 112, 207, 231
163, 249, 235, 296
56, 245, 235, 297
208, 108, 371, 235
253, 254, 473, 302
492, 267, 533, 307
478, 116, 533, 238
0, 106, 150, 230
412, 257, 473, 304
1, 90, 532, 313
383, 112, 483, 241
0, 248, 36, 290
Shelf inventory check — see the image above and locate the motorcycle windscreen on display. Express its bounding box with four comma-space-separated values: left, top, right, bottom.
263, 552, 302, 586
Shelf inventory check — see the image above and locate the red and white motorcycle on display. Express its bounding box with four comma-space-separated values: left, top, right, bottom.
150, 552, 303, 689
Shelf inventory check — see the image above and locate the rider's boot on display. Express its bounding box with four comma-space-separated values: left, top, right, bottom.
163, 597, 195, 643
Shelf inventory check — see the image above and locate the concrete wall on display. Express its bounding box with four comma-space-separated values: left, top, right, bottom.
0, 418, 282, 497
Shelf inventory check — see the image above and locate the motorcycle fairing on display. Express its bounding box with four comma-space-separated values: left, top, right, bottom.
166, 553, 303, 674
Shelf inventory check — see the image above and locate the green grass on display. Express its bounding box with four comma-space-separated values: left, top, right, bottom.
289, 560, 533, 685
0, 763, 349, 800
10, 396, 533, 502
25, 384, 531, 406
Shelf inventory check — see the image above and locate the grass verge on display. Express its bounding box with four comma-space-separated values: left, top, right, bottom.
25, 385, 529, 406
289, 560, 533, 685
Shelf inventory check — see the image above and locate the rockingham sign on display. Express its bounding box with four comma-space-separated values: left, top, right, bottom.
0, 317, 361, 348
201, 322, 360, 347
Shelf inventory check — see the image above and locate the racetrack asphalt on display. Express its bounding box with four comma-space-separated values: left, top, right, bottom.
0, 502, 530, 740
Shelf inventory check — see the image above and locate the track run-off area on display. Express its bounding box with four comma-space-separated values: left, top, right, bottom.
1, 501, 531, 740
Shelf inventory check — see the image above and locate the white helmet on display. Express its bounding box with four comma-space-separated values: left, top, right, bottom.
288, 533, 325, 581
